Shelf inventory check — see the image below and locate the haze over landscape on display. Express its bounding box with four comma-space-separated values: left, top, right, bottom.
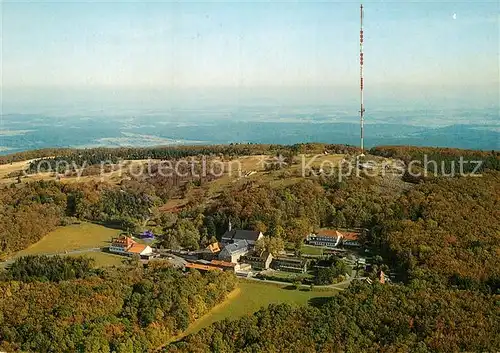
1, 0, 498, 153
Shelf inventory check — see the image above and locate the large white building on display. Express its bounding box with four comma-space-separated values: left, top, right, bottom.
306, 229, 362, 248
306, 230, 343, 248
109, 236, 153, 258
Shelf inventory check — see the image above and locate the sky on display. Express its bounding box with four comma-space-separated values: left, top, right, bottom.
1, 0, 499, 107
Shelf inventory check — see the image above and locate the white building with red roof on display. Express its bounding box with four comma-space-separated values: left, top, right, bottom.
306, 229, 362, 248
306, 229, 343, 248
109, 236, 153, 257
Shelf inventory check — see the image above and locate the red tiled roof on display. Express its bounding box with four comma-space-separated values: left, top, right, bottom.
316, 229, 343, 238
127, 244, 148, 254
342, 232, 359, 241
112, 236, 135, 248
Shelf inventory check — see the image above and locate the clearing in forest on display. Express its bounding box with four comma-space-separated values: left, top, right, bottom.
14, 222, 121, 257
175, 279, 339, 340
65, 250, 127, 267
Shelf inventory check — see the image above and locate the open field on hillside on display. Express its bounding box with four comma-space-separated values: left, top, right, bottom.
205, 154, 346, 194
65, 250, 126, 267
0, 160, 34, 184
0, 159, 157, 185
175, 279, 339, 340
13, 222, 121, 258
0, 153, 347, 187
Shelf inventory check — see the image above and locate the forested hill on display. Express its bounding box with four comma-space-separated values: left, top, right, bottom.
1, 143, 498, 170
168, 283, 499, 352
0, 144, 499, 352
0, 256, 237, 352
166, 172, 500, 351
167, 146, 498, 352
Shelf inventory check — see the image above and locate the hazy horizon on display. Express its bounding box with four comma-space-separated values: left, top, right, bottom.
1, 0, 498, 152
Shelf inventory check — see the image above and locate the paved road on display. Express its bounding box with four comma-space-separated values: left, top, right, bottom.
162, 254, 188, 268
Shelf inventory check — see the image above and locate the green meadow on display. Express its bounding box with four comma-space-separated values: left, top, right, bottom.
14, 222, 121, 257
176, 279, 339, 340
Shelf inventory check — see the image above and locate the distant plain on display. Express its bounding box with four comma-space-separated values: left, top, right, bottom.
1, 104, 499, 154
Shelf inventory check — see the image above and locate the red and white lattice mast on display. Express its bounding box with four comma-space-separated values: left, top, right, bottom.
359, 4, 365, 156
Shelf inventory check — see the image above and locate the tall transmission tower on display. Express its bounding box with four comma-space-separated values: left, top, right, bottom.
359, 4, 365, 156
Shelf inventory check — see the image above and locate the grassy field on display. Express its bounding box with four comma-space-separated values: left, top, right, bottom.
14, 222, 121, 257
66, 251, 126, 267
301, 244, 325, 256
0, 159, 158, 185
0, 160, 33, 184
176, 279, 339, 340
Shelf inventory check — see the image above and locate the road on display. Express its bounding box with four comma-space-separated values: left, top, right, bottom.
161, 254, 188, 268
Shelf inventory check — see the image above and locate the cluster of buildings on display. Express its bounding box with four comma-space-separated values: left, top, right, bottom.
180, 226, 310, 275
109, 227, 362, 278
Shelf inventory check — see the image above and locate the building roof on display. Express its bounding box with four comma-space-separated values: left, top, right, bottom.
342, 232, 360, 241
274, 257, 307, 265
315, 229, 343, 238
222, 229, 262, 242
112, 236, 135, 248
241, 251, 272, 262
221, 240, 249, 255
127, 243, 148, 254
206, 242, 221, 253
210, 260, 236, 268
185, 263, 223, 271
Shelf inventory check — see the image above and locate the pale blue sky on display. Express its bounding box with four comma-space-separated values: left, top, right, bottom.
2, 0, 499, 94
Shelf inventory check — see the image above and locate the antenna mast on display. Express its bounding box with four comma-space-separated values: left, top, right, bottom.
359, 4, 365, 156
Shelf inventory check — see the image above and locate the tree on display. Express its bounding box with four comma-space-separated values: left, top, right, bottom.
255, 237, 266, 255
255, 236, 285, 257
267, 237, 285, 257
332, 211, 346, 228
252, 220, 268, 234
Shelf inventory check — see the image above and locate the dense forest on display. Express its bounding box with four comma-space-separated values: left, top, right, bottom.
164, 147, 500, 352
370, 145, 500, 173
4, 255, 95, 282
168, 283, 499, 353
0, 256, 236, 352
372, 172, 500, 291
0, 181, 67, 257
